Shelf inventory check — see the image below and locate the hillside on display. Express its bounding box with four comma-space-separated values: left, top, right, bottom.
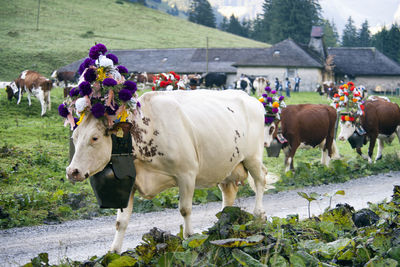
0, 0, 268, 80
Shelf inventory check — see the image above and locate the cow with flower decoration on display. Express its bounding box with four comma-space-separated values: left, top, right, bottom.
60, 43, 271, 254
262, 86, 339, 172
336, 83, 400, 163
152, 71, 186, 91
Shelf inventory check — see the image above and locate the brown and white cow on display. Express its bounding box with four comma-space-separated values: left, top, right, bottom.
66, 89, 269, 253
253, 77, 269, 96
265, 104, 340, 172
338, 96, 400, 163
14, 70, 53, 116
51, 70, 78, 88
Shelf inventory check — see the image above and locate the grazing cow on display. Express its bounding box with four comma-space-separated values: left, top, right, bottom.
51, 70, 78, 88
236, 75, 253, 95
322, 81, 338, 99
66, 89, 269, 253
338, 97, 400, 163
5, 82, 19, 101
253, 77, 269, 96
265, 104, 339, 172
200, 72, 227, 89
14, 70, 53, 116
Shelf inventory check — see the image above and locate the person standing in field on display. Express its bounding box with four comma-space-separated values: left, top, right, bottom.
294, 75, 301, 92
284, 77, 291, 97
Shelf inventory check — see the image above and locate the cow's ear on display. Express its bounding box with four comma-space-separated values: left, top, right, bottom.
107, 122, 132, 138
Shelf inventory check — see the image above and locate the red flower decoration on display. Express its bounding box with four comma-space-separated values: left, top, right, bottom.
348, 81, 354, 87
334, 93, 339, 98
349, 117, 355, 122
341, 115, 346, 121
360, 105, 365, 110
152, 86, 155, 91
344, 91, 349, 96
350, 86, 356, 91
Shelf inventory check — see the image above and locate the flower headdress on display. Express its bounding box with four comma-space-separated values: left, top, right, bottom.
331, 81, 365, 123
152, 71, 186, 91
58, 43, 140, 130
258, 86, 286, 125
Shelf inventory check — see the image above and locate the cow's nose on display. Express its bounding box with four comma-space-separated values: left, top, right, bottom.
66, 167, 83, 181
339, 136, 345, 141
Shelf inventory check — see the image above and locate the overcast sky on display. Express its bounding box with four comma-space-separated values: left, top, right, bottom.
319, 0, 400, 34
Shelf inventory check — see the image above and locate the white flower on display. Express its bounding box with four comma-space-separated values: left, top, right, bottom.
75, 97, 88, 116
96, 55, 114, 68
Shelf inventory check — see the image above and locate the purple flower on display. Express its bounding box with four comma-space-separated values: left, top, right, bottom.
279, 95, 285, 101
106, 53, 118, 64
271, 90, 277, 94
95, 43, 107, 55
58, 103, 69, 118
78, 58, 95, 75
267, 97, 273, 103
118, 89, 132, 102
103, 78, 117, 87
272, 108, 279, 113
89, 46, 100, 60
79, 81, 92, 96
83, 68, 97, 83
265, 116, 275, 124
117, 65, 128, 74
91, 102, 105, 118
69, 87, 79, 97
137, 101, 141, 108
265, 86, 271, 92
123, 80, 137, 92
262, 93, 268, 98
262, 102, 266, 106
105, 103, 119, 116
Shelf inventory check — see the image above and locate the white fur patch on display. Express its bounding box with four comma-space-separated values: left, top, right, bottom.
20, 70, 29, 79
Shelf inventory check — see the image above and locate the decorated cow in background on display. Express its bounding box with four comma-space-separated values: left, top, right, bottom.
151, 71, 186, 91
335, 82, 400, 163
59, 43, 270, 254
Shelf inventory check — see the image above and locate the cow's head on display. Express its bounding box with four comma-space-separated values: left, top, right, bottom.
66, 114, 131, 182
264, 121, 279, 147
5, 82, 18, 101
338, 121, 356, 141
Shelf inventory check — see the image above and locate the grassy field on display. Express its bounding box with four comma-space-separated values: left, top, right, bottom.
1, 87, 399, 229
0, 0, 269, 81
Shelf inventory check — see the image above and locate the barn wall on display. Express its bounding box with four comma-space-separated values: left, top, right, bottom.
236, 66, 323, 92
353, 76, 400, 93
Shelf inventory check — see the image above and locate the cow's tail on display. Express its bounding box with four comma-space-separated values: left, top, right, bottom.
247, 164, 279, 192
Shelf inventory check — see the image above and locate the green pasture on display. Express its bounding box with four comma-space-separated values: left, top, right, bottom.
0, 88, 399, 229
0, 0, 268, 81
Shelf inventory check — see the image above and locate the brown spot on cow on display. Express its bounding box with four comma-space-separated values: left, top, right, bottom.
142, 117, 151, 126
227, 107, 234, 113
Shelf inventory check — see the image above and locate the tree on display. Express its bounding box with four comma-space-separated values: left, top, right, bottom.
341, 17, 358, 47
357, 20, 371, 47
373, 24, 400, 63
219, 16, 228, 31
260, 0, 322, 44
188, 0, 216, 28
227, 15, 244, 36
323, 19, 339, 47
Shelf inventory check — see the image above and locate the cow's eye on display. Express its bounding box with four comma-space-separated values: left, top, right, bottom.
92, 137, 98, 142
269, 126, 275, 135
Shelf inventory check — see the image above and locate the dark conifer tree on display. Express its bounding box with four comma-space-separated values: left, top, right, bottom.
323, 19, 339, 47
188, 0, 216, 28
357, 20, 371, 47
341, 17, 358, 47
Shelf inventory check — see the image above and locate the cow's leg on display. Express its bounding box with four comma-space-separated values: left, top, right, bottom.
368, 136, 377, 163
375, 138, 384, 161
331, 140, 341, 159
284, 143, 298, 172
37, 90, 47, 116
17, 87, 22, 105
45, 90, 51, 111
178, 175, 196, 238
218, 182, 239, 208
110, 188, 135, 253
27, 91, 32, 106
243, 159, 267, 216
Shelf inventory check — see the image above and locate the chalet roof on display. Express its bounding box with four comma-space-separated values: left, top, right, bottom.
328, 47, 400, 76
60, 47, 268, 74
233, 39, 324, 68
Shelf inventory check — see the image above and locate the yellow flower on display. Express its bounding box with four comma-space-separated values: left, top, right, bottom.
345, 115, 350, 121
343, 84, 348, 89
76, 113, 85, 126
272, 102, 279, 108
117, 109, 128, 122
97, 67, 107, 82
258, 97, 264, 103
352, 98, 358, 103
340, 96, 345, 101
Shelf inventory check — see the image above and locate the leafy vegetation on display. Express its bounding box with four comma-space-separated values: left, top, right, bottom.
23, 186, 400, 266
0, 0, 267, 81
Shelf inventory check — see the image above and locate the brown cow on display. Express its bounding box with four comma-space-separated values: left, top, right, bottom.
51, 70, 78, 88
15, 70, 53, 116
266, 104, 340, 172
338, 96, 400, 163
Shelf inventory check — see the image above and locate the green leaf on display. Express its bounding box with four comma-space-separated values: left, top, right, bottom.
210, 235, 264, 248
269, 254, 289, 267
232, 248, 267, 266
173, 250, 199, 265
334, 190, 345, 196
182, 234, 208, 249
388, 246, 400, 261
365, 256, 398, 267
108, 255, 137, 267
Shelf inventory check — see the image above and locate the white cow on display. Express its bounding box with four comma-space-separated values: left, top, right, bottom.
253, 77, 269, 96
66, 89, 269, 253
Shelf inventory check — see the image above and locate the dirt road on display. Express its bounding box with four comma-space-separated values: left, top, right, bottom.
1, 171, 399, 266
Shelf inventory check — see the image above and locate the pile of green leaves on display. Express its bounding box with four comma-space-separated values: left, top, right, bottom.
24, 186, 400, 266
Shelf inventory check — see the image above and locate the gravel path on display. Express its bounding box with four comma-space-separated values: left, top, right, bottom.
1, 171, 399, 266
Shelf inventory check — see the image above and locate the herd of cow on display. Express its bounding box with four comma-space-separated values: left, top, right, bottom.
3, 68, 400, 253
